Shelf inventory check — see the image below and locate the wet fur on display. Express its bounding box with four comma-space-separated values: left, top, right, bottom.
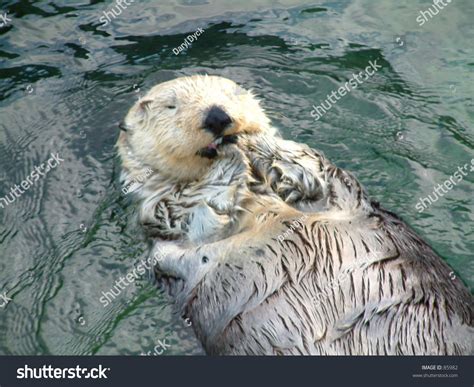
117, 75, 474, 355
151, 135, 473, 355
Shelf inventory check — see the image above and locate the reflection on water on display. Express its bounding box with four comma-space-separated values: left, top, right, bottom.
0, 0, 472, 355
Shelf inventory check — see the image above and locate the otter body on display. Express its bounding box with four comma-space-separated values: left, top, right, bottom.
154, 203, 473, 355
117, 75, 473, 355
151, 136, 473, 355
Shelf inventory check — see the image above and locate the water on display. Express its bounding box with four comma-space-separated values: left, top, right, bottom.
0, 0, 472, 355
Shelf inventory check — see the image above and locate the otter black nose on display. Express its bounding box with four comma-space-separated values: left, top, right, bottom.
204, 106, 232, 136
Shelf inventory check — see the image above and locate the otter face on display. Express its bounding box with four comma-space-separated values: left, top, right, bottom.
117, 75, 271, 181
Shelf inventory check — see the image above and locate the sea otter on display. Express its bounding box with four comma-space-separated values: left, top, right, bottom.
117, 75, 473, 355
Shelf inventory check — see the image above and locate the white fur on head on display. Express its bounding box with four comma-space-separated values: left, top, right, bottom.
117, 75, 272, 182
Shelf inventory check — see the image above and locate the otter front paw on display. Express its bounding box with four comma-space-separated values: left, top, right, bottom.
188, 202, 234, 244
148, 199, 189, 240
267, 159, 324, 205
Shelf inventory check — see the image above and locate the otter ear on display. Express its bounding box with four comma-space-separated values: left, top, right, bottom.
131, 99, 154, 123
139, 99, 154, 111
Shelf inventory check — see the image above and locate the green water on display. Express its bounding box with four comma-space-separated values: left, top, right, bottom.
0, 0, 472, 355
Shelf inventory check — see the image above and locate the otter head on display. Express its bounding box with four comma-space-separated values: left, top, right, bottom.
117, 75, 272, 182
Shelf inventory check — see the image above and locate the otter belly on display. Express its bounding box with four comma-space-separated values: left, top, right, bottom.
153, 207, 473, 355
150, 133, 473, 355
